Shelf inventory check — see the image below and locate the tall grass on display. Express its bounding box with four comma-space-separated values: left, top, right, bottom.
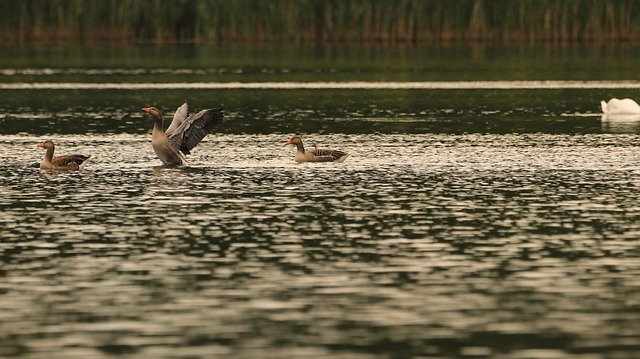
1, 0, 639, 43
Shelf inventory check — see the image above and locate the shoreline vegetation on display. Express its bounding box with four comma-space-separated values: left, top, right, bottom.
2, 0, 640, 44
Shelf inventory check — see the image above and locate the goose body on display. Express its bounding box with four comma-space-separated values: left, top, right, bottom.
284, 136, 349, 163
600, 98, 640, 115
37, 140, 90, 170
142, 102, 223, 165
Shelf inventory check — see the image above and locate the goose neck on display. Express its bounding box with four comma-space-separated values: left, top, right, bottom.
153, 115, 164, 133
44, 145, 54, 162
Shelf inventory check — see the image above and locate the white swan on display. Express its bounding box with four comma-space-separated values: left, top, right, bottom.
600, 98, 640, 115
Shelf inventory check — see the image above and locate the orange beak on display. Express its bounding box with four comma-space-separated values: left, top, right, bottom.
284, 139, 292, 147
141, 107, 150, 113
36, 143, 44, 148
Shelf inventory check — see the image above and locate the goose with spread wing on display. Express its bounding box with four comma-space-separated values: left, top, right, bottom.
142, 102, 223, 165
37, 140, 90, 170
284, 136, 349, 163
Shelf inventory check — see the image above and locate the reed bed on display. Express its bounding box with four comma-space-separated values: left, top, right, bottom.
1, 0, 638, 43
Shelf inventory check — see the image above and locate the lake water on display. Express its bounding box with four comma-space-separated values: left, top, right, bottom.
1, 44, 640, 358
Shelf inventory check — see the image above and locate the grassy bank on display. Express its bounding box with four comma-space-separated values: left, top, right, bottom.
1, 0, 639, 43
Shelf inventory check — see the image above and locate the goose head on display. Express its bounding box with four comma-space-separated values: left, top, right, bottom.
36, 139, 54, 150
284, 136, 303, 147
142, 107, 163, 120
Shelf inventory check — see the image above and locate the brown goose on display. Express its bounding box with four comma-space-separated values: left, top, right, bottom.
142, 102, 223, 166
284, 136, 349, 163
36, 140, 90, 170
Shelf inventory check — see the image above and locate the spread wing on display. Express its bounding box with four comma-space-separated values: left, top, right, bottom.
168, 107, 224, 155
309, 148, 347, 162
165, 102, 189, 136
52, 154, 91, 167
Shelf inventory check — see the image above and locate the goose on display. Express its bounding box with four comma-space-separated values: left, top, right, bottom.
36, 140, 90, 170
284, 136, 349, 163
600, 98, 640, 115
142, 102, 223, 165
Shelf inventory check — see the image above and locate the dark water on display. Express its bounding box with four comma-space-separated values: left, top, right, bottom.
1, 44, 640, 358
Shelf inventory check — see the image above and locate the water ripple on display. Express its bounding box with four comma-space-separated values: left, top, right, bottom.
1, 133, 639, 357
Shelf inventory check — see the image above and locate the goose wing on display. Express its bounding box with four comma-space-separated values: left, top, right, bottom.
309, 148, 348, 162
165, 102, 189, 136
51, 154, 91, 167
168, 107, 223, 155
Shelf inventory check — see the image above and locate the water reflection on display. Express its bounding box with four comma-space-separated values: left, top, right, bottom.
601, 114, 640, 133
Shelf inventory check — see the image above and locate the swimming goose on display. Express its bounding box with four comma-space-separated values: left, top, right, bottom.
142, 102, 223, 165
284, 136, 349, 163
600, 98, 640, 115
36, 140, 90, 170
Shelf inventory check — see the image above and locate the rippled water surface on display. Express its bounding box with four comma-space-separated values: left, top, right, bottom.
1, 44, 640, 358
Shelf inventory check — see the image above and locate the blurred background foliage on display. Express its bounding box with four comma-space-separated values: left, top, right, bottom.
0, 0, 639, 43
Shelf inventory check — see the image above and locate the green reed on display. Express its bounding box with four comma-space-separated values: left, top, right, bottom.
1, 0, 638, 43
